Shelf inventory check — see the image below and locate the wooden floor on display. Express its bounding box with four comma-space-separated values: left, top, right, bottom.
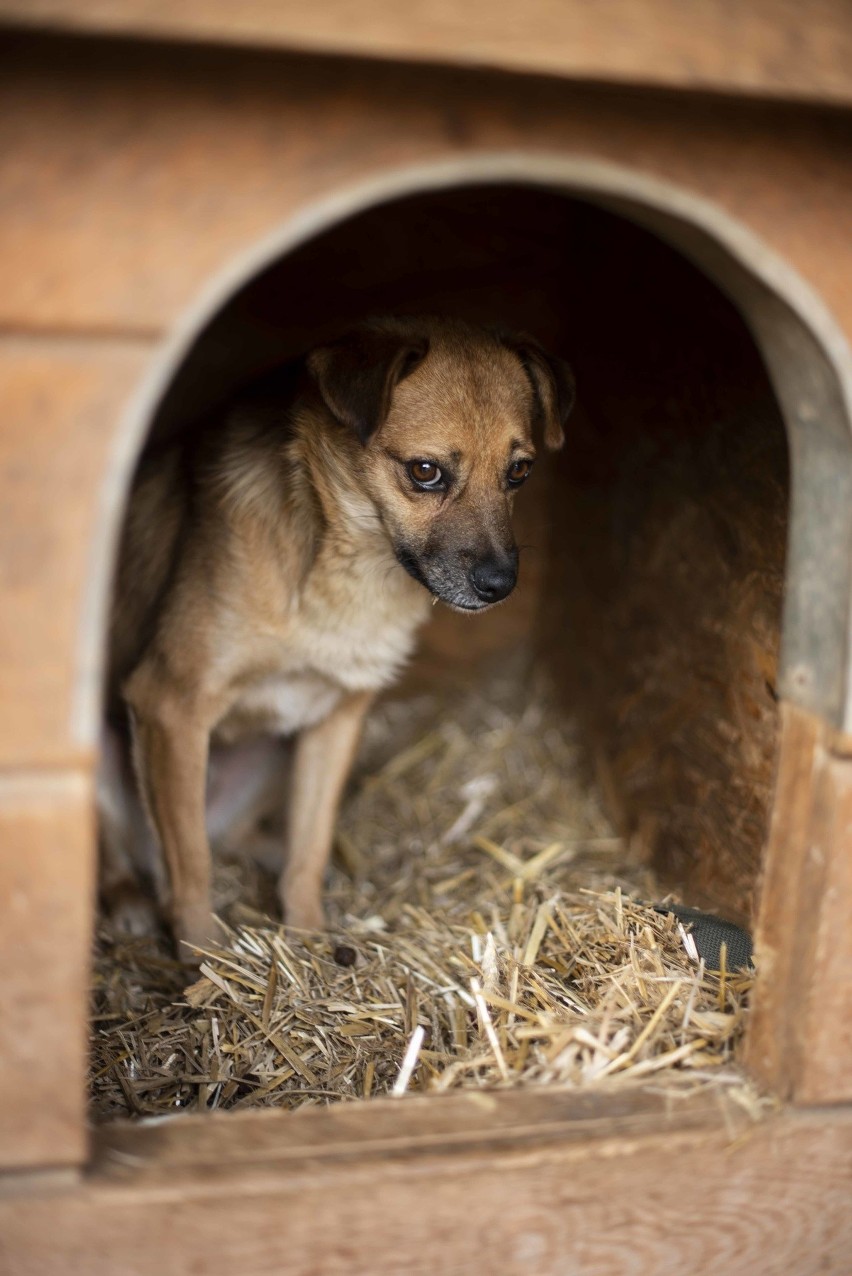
1, 1089, 850, 1275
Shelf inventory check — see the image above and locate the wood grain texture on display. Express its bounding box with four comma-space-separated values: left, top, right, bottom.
89, 1087, 746, 1175
746, 704, 826, 1095
799, 747, 852, 1102
0, 36, 851, 344
1, 0, 852, 107
0, 337, 152, 768
1, 1099, 851, 1275
747, 704, 852, 1103
0, 771, 93, 1170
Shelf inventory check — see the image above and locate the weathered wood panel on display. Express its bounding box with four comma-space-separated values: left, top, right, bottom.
1, 1098, 850, 1274
0, 771, 93, 1170
798, 745, 852, 1102
2, 0, 852, 107
746, 705, 852, 1104
0, 36, 851, 346
0, 338, 151, 768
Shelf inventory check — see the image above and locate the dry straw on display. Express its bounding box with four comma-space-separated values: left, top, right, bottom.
91, 673, 760, 1121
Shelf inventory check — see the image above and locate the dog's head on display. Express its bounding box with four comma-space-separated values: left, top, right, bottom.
308, 317, 574, 612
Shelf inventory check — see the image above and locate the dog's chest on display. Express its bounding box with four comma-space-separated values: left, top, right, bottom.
217, 559, 429, 742
215, 669, 342, 743
297, 595, 426, 688
291, 539, 431, 690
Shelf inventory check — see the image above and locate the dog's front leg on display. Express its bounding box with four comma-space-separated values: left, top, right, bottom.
127, 691, 216, 957
281, 690, 374, 931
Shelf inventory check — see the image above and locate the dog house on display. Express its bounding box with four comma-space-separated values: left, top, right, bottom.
1, 6, 852, 1272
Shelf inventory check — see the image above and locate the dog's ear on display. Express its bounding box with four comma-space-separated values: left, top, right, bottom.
501, 334, 575, 451
308, 323, 430, 446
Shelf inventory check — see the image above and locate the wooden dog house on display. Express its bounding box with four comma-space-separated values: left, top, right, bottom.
1, 5, 852, 1272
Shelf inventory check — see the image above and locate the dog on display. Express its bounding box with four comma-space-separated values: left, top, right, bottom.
101, 316, 574, 955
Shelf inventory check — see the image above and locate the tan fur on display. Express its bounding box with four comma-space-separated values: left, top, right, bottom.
104, 317, 572, 954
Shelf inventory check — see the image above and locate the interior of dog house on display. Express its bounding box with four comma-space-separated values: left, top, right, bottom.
1, 6, 852, 1274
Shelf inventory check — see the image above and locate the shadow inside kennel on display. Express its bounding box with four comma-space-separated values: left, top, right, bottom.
92, 185, 788, 1118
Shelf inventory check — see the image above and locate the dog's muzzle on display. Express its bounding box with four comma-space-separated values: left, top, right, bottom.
395, 543, 518, 611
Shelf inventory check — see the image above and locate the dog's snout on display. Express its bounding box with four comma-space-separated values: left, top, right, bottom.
469, 552, 518, 603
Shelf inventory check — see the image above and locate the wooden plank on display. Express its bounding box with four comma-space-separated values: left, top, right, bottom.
0, 771, 93, 1171
0, 337, 152, 769
1, 35, 852, 346
1, 0, 852, 107
1, 1101, 850, 1274
90, 1087, 739, 1177
745, 703, 825, 1096
746, 703, 852, 1104
798, 747, 852, 1101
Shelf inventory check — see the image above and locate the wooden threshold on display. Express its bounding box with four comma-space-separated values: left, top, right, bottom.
2, 1088, 851, 1274
88, 1085, 752, 1179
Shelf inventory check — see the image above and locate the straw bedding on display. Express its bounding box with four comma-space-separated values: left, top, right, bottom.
91, 670, 760, 1121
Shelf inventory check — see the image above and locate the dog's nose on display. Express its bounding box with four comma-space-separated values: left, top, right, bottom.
470, 556, 518, 603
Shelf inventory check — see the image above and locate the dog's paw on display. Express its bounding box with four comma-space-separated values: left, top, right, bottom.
103, 881, 160, 937
282, 893, 327, 934
173, 908, 222, 963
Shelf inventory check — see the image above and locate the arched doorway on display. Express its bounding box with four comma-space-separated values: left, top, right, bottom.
91, 156, 852, 1111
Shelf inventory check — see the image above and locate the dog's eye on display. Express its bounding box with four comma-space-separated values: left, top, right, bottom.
507, 458, 533, 487
408, 460, 443, 489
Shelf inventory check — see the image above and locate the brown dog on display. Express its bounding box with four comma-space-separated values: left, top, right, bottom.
103, 317, 573, 954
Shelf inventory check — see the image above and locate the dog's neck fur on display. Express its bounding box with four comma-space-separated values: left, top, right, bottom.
214, 398, 370, 558
233, 399, 422, 611
286, 404, 430, 637
293, 407, 384, 557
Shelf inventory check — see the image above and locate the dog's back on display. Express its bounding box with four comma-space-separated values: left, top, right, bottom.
108, 446, 187, 705
108, 363, 304, 706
